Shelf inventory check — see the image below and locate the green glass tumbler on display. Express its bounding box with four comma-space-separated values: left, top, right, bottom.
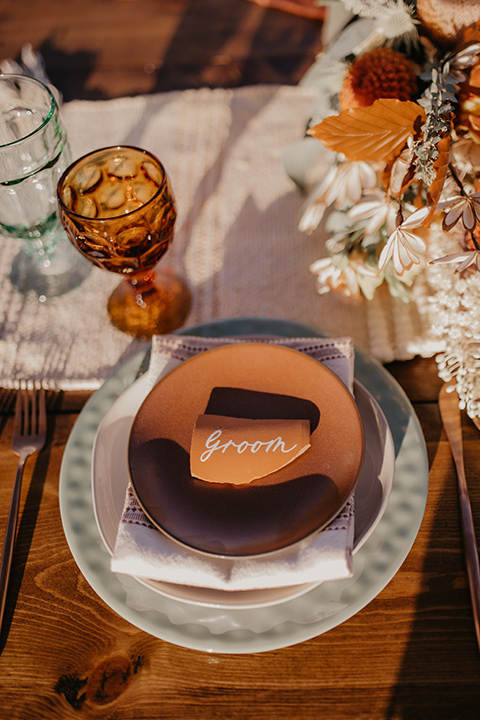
0, 74, 90, 299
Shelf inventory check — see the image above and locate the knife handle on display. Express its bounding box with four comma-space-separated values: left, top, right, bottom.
458, 478, 480, 651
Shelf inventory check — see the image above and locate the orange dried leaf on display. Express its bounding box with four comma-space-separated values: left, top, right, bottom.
307, 99, 426, 163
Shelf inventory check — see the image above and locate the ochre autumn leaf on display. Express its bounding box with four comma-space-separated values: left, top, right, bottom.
307, 99, 426, 163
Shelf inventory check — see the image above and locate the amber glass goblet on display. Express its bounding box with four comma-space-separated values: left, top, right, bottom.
57, 145, 191, 338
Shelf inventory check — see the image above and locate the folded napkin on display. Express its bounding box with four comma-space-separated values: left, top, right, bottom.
110, 334, 356, 591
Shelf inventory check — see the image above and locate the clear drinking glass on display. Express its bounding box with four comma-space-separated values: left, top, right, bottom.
0, 74, 90, 299
57, 145, 192, 338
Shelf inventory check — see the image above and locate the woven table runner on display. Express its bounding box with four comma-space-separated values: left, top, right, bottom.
0, 84, 440, 390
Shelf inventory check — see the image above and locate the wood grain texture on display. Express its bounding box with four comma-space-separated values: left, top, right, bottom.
0, 372, 479, 718
1, 1, 480, 718
0, 0, 324, 101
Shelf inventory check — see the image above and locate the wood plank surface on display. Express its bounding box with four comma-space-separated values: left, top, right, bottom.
1, 2, 480, 719
0, 0, 324, 101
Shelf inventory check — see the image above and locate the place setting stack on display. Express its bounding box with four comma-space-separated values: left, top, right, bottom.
86, 326, 405, 645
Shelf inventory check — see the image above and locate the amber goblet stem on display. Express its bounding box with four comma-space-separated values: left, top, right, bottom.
128, 269, 157, 305
107, 265, 192, 339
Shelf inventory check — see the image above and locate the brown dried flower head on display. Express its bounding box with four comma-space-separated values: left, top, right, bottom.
339, 47, 418, 111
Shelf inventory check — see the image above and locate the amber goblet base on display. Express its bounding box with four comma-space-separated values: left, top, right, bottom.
107, 267, 192, 339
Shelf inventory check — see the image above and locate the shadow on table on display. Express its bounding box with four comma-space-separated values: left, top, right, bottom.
38, 38, 103, 102
0, 409, 53, 653
31, 0, 322, 101
150, 0, 322, 92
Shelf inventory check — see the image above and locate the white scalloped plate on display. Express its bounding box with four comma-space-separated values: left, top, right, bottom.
92, 373, 393, 609
59, 318, 428, 654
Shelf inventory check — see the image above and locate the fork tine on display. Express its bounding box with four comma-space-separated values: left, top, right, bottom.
29, 387, 36, 436
13, 388, 24, 437
37, 388, 46, 436
13, 385, 46, 439
1, 384, 47, 635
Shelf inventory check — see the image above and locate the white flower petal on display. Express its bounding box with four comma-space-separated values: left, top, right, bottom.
346, 168, 363, 203
378, 235, 395, 271
310, 257, 331, 273
380, 223, 425, 276
365, 208, 389, 236
400, 236, 419, 266
429, 251, 480, 273
347, 200, 383, 221
385, 206, 398, 234
301, 165, 339, 218
328, 169, 347, 206
456, 255, 477, 272
452, 45, 480, 68
429, 252, 473, 265
358, 162, 377, 189
310, 164, 338, 201
401, 205, 431, 228
393, 241, 412, 274
345, 269, 360, 296
299, 202, 326, 233
401, 229, 426, 254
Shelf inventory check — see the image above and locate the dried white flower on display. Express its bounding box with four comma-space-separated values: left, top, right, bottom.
378, 205, 429, 274
343, 0, 416, 34
451, 137, 480, 174
321, 160, 378, 207
299, 160, 377, 233
348, 190, 398, 236
310, 256, 361, 298
437, 193, 480, 232
310, 254, 382, 300
343, 0, 418, 52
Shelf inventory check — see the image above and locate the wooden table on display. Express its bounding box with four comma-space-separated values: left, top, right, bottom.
1, 2, 480, 718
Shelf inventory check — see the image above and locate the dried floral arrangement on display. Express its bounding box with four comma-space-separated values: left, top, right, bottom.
303, 0, 480, 302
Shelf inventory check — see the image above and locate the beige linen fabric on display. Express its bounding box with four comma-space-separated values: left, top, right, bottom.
0, 85, 439, 389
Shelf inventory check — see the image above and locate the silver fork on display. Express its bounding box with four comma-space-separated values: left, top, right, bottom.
0, 385, 47, 634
